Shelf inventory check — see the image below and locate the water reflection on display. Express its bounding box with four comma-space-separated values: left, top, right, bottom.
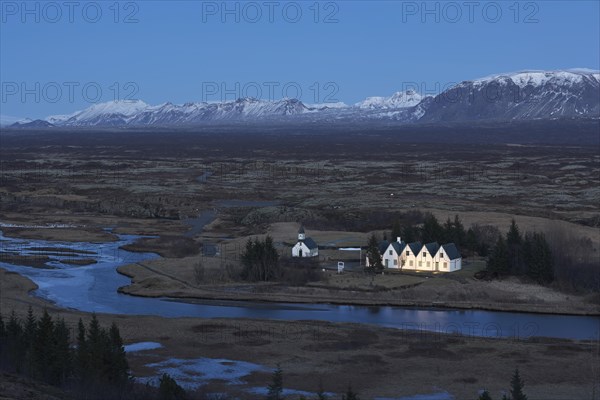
0, 230, 598, 340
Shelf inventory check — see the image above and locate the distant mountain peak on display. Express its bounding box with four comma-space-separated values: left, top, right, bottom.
355, 90, 427, 110
4, 68, 594, 128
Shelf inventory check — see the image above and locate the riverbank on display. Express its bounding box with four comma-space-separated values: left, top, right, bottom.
116, 260, 600, 316
0, 268, 598, 399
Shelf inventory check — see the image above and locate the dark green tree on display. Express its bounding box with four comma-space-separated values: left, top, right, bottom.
86, 313, 107, 381
52, 318, 72, 385
487, 236, 510, 275
478, 390, 493, 400
506, 219, 524, 275
443, 218, 454, 244
466, 228, 478, 256
402, 224, 418, 243
365, 234, 383, 272
524, 232, 554, 284
158, 373, 186, 400
33, 309, 55, 381
341, 384, 360, 400
422, 214, 443, 243
75, 318, 89, 381
453, 214, 466, 247
23, 305, 37, 375
241, 236, 280, 282
509, 368, 528, 400
390, 220, 402, 242
6, 311, 24, 372
108, 322, 129, 384
267, 364, 284, 400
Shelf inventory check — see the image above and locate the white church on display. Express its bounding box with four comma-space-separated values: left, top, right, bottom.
291, 225, 319, 258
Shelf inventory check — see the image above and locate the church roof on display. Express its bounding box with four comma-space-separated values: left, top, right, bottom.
302, 237, 318, 250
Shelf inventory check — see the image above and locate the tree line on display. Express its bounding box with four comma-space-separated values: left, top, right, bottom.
0, 307, 186, 400
486, 220, 554, 284
0, 307, 132, 397
241, 236, 280, 281
365, 213, 487, 273
386, 213, 489, 257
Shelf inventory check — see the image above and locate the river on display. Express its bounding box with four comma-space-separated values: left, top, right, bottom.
0, 230, 598, 340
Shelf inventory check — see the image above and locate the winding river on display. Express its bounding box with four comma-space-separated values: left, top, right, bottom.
0, 230, 598, 340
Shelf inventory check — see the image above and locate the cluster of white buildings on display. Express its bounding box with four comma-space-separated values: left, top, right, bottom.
368, 237, 462, 272
292, 225, 462, 273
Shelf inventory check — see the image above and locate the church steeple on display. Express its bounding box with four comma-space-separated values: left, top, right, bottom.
298, 224, 305, 241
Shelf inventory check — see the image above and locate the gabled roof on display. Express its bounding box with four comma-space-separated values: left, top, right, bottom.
378, 240, 390, 254
441, 243, 461, 260
407, 241, 423, 254
302, 237, 318, 250
389, 241, 407, 255
424, 242, 440, 256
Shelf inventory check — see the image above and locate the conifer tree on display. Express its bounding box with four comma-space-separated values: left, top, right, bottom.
506, 219, 524, 275
75, 318, 89, 381
488, 236, 509, 275
422, 214, 443, 243
342, 384, 360, 400
158, 373, 186, 400
509, 368, 528, 400
390, 220, 402, 242
365, 234, 383, 272
267, 364, 284, 400
402, 224, 418, 243
6, 311, 24, 372
478, 390, 493, 400
466, 228, 478, 256
52, 318, 72, 385
525, 232, 554, 284
33, 309, 55, 382
108, 322, 129, 383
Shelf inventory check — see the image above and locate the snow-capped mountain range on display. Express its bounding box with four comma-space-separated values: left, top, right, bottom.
6, 69, 599, 128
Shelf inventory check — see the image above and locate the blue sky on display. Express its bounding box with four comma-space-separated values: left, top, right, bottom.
1, 0, 599, 119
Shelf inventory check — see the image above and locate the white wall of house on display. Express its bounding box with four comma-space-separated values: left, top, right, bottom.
371, 243, 462, 273
292, 242, 318, 258
382, 246, 400, 269
433, 249, 462, 272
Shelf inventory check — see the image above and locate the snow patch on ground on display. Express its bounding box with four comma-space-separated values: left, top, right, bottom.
137, 358, 268, 390
124, 342, 163, 353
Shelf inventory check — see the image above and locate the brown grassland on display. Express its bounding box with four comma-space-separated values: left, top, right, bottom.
0, 128, 599, 398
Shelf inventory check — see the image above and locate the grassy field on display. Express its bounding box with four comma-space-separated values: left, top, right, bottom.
1, 130, 599, 398
0, 268, 599, 399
